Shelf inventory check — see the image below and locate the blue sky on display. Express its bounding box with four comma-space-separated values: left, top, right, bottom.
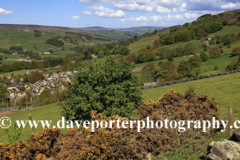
0, 0, 240, 28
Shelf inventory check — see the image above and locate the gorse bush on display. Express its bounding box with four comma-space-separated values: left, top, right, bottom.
0, 88, 221, 160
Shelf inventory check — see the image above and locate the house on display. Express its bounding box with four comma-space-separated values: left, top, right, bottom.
91, 54, 97, 59
8, 84, 20, 91
12, 52, 18, 55
43, 52, 51, 55
43, 72, 50, 77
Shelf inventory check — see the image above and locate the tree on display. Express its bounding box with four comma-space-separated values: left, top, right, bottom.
0, 85, 9, 98
231, 47, 240, 56
188, 55, 202, 68
209, 47, 221, 58
176, 45, 184, 56
154, 66, 167, 80
146, 51, 156, 61
34, 30, 41, 37
0, 56, 2, 61
39, 90, 54, 105
200, 52, 208, 62
158, 47, 170, 59
177, 60, 191, 77
160, 61, 176, 72
184, 43, 196, 55
60, 58, 143, 120
28, 70, 44, 83
141, 62, 155, 83
138, 52, 147, 63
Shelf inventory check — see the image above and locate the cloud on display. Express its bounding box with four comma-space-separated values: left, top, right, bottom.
156, 6, 171, 13
150, 15, 162, 21
165, 14, 184, 21
221, 2, 240, 9
184, 12, 200, 19
120, 16, 148, 24
82, 11, 92, 16
90, 5, 125, 17
0, 8, 13, 14
114, 3, 153, 12
71, 15, 80, 20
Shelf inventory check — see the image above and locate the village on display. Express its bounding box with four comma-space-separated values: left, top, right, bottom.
2, 69, 78, 102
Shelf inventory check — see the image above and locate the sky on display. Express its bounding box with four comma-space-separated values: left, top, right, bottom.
0, 0, 240, 28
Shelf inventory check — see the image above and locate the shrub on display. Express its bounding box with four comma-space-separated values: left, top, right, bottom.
231, 47, 240, 56
200, 52, 208, 62
209, 47, 221, 58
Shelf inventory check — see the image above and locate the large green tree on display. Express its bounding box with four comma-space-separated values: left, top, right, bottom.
60, 58, 143, 120
0, 85, 9, 99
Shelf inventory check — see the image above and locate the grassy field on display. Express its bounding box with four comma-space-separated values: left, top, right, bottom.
0, 69, 28, 78
0, 28, 111, 63
143, 72, 240, 120
0, 103, 63, 143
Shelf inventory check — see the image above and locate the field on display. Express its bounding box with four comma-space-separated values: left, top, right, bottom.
0, 103, 63, 143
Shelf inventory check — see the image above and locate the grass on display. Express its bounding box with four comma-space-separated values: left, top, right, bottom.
129, 34, 161, 54
0, 69, 28, 78
142, 72, 240, 120
0, 103, 63, 143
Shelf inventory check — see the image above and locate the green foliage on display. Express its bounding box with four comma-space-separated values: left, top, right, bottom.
222, 35, 233, 45
184, 43, 196, 55
113, 46, 130, 55
27, 70, 44, 83
137, 51, 156, 63
177, 55, 202, 78
158, 47, 170, 60
19, 84, 26, 92
141, 62, 156, 83
34, 30, 41, 37
0, 56, 2, 61
39, 90, 55, 106
154, 66, 167, 80
222, 19, 229, 26
188, 68, 201, 78
209, 47, 221, 58
176, 45, 184, 56
137, 52, 147, 63
9, 46, 23, 52
214, 65, 219, 70
46, 38, 64, 47
225, 55, 240, 71
200, 52, 208, 62
231, 47, 240, 56
0, 85, 9, 98
188, 55, 202, 68
146, 51, 156, 61
60, 58, 143, 120
5, 122, 22, 144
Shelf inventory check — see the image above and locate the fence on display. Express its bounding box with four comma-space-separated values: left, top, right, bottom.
0, 106, 19, 112
140, 69, 240, 90
0, 104, 35, 113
